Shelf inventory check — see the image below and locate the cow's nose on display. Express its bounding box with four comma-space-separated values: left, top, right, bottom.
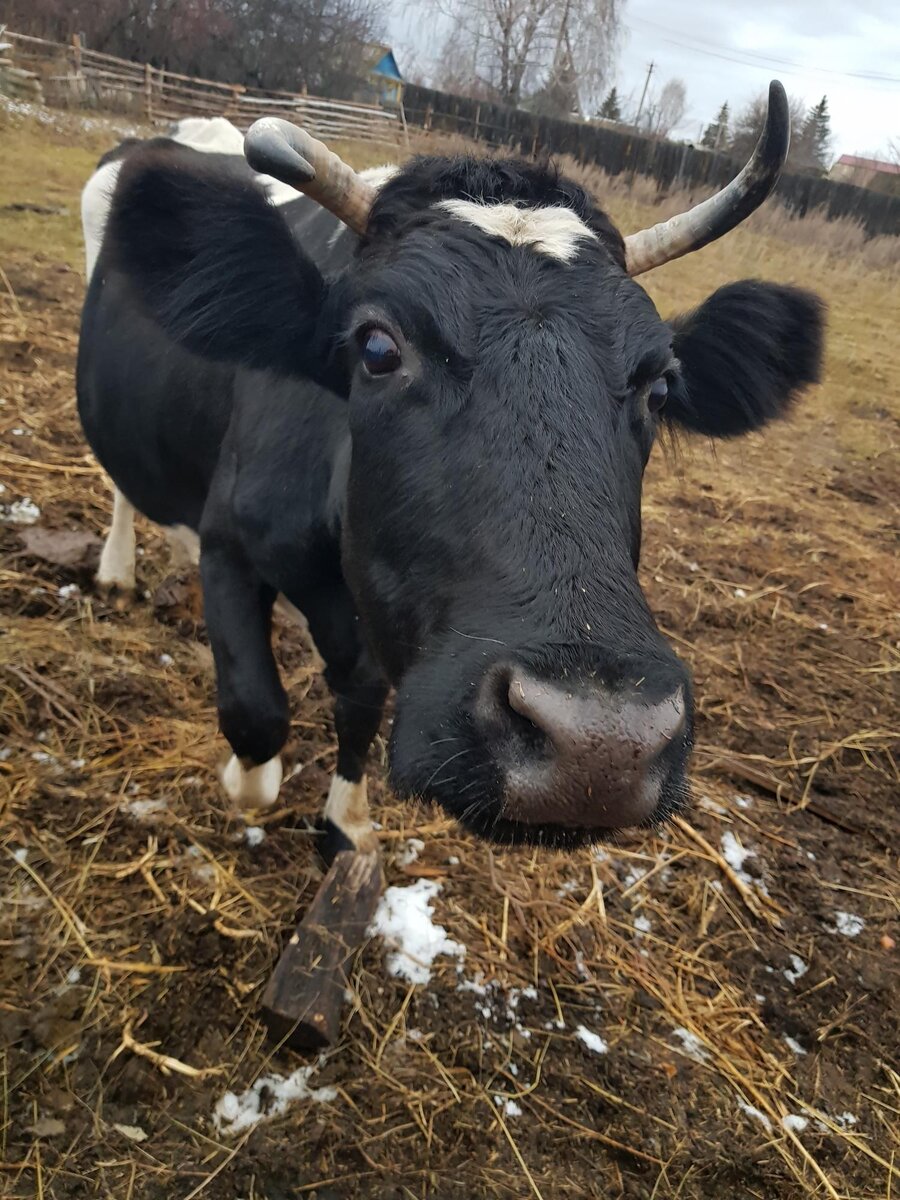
477, 665, 687, 829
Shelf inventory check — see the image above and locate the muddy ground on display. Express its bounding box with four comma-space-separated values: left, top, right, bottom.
1, 104, 898, 1199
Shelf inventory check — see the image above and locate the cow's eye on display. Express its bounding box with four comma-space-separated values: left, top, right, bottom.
648, 377, 668, 414
360, 327, 401, 376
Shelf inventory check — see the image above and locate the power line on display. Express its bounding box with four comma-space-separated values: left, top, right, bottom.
629, 15, 900, 87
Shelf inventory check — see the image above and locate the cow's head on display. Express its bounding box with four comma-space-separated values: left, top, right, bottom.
108, 83, 824, 847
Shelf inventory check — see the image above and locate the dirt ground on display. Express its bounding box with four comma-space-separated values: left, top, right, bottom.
1, 102, 898, 1200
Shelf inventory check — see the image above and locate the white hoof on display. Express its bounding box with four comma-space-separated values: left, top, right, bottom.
221, 754, 282, 810
97, 486, 137, 591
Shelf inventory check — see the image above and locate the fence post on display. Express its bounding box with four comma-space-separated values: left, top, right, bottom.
474, 103, 480, 141
71, 33, 82, 75
144, 61, 152, 122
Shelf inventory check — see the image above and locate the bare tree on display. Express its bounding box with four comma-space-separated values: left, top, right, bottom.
636, 76, 686, 139
427, 0, 621, 112
729, 91, 807, 169
0, 0, 386, 97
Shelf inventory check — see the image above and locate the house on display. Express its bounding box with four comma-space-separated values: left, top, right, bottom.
829, 154, 900, 190
363, 44, 403, 107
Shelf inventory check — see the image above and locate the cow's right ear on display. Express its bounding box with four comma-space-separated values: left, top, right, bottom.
108, 147, 341, 388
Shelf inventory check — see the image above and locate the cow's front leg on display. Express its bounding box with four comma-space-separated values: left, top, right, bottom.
96, 485, 136, 591
201, 537, 288, 810
305, 591, 389, 861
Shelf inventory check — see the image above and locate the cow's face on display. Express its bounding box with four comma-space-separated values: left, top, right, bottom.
110, 149, 824, 845
336, 183, 688, 844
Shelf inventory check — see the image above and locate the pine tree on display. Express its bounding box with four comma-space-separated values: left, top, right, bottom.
795, 96, 833, 172
701, 101, 729, 149
808, 96, 832, 170
598, 86, 622, 121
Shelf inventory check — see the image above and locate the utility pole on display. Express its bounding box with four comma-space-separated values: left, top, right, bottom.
634, 60, 654, 132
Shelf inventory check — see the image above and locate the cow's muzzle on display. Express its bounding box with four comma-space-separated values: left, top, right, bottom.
476, 663, 689, 830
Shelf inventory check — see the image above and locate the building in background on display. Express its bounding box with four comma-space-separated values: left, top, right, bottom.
829, 154, 900, 194
361, 44, 403, 107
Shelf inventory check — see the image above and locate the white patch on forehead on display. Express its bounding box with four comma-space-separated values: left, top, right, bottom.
437, 200, 596, 262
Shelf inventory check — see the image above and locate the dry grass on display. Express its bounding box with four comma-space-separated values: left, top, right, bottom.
1, 102, 898, 1199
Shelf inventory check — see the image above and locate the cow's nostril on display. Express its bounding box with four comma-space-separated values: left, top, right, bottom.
477, 663, 550, 757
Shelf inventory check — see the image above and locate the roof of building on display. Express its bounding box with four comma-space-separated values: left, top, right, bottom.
364, 43, 402, 81
835, 154, 900, 175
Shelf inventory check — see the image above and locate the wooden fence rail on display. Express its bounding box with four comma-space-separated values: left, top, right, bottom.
3, 30, 401, 145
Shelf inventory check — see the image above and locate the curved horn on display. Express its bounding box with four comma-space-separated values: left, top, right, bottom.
244, 117, 375, 235
624, 80, 790, 276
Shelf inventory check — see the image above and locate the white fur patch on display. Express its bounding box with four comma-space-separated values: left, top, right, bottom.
165, 524, 200, 568
437, 200, 596, 262
222, 754, 283, 810
96, 486, 136, 589
324, 774, 377, 851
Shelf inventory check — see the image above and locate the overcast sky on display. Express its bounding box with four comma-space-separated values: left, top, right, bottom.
387, 0, 900, 160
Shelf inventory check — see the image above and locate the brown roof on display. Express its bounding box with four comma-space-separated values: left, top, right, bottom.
835, 154, 900, 175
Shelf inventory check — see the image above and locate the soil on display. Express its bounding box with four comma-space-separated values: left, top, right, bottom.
0, 107, 898, 1200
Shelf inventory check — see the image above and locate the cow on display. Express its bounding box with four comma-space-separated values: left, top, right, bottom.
76, 83, 824, 859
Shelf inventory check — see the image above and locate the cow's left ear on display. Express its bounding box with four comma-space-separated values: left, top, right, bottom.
666, 281, 825, 437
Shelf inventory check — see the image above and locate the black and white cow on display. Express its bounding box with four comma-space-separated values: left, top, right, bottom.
77, 89, 824, 855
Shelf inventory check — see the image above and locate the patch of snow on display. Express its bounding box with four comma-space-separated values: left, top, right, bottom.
698, 795, 727, 815
1, 497, 41, 525
556, 879, 580, 896
622, 866, 647, 889
66, 966, 82, 985
396, 837, 425, 867
12, 847, 28, 864
244, 826, 265, 848
0, 747, 12, 761
834, 1111, 857, 1128
121, 796, 168, 821
447, 855, 460, 865
509, 1063, 518, 1076
494, 1096, 523, 1117
58, 583, 81, 600
633, 914, 652, 937
113, 1123, 148, 1142
781, 1114, 808, 1133
369, 879, 465, 985
159, 653, 174, 667
784, 954, 808, 985
457, 972, 490, 998
593, 847, 609, 863
783, 1035, 806, 1056
831, 911, 865, 937
575, 1025, 608, 1054
737, 1099, 772, 1132
735, 794, 753, 809
69, 758, 86, 770
721, 831, 768, 894
672, 1027, 710, 1063
213, 1061, 337, 1136
734, 587, 747, 598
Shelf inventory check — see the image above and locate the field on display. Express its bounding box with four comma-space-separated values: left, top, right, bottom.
1, 100, 898, 1200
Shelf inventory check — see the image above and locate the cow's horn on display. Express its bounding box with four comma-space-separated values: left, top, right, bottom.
244, 117, 375, 235
623, 80, 790, 276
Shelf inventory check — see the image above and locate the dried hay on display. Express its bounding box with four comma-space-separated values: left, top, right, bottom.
0, 105, 897, 1199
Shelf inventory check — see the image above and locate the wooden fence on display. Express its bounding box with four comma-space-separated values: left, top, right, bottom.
3, 30, 402, 145
402, 83, 900, 239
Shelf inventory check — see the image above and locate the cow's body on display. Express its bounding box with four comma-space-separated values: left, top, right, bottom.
78, 117, 824, 850
79, 122, 390, 844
